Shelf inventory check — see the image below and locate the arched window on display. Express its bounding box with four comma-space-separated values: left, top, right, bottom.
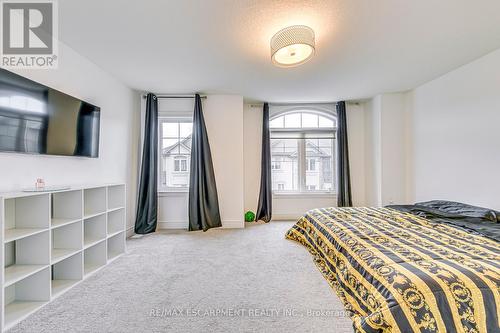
270, 108, 336, 194
270, 111, 336, 129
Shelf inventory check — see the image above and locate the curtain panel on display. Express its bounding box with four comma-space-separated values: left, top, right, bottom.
188, 94, 222, 231
134, 93, 158, 234
255, 103, 272, 222
336, 101, 352, 207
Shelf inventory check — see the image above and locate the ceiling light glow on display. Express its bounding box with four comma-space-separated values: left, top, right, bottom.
270, 25, 315, 67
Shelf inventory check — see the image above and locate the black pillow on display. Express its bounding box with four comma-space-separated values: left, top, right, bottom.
415, 200, 499, 223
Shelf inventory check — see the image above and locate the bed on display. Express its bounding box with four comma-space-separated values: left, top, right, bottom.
286, 202, 500, 333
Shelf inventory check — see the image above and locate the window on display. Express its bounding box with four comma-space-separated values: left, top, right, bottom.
159, 118, 192, 191
270, 112, 336, 129
306, 158, 316, 171
271, 138, 299, 192
271, 160, 282, 170
174, 157, 188, 172
270, 109, 336, 194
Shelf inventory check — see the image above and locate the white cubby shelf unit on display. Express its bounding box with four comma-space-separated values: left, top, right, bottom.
0, 184, 126, 331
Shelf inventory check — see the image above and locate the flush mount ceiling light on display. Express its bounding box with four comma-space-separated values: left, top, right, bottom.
270, 25, 315, 67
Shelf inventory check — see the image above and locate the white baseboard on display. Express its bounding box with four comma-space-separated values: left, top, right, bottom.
158, 221, 188, 230
156, 219, 244, 230
272, 214, 301, 221
126, 226, 135, 238
221, 219, 244, 229
129, 216, 284, 235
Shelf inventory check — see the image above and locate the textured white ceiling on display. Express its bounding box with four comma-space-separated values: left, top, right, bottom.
58, 0, 500, 102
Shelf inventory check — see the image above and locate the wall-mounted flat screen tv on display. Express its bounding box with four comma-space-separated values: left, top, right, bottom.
0, 69, 100, 158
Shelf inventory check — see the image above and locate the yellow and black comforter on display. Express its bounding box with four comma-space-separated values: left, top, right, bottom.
286, 207, 500, 333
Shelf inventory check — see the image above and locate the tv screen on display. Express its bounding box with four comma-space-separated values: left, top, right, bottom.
0, 69, 100, 158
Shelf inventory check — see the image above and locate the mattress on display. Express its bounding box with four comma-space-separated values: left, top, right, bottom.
286, 207, 500, 333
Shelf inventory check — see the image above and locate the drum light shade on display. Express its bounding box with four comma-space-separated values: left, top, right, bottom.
270, 25, 315, 67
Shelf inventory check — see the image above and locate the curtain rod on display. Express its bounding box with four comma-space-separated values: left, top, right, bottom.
248, 102, 338, 108
142, 94, 207, 99
248, 101, 361, 108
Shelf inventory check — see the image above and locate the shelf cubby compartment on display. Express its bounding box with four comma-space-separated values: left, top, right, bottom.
107, 232, 125, 261
84, 214, 106, 249
107, 208, 125, 237
4, 194, 49, 243
51, 252, 83, 298
4, 267, 50, 330
83, 187, 106, 218
4, 232, 50, 287
0, 183, 126, 329
51, 221, 83, 264
84, 241, 106, 276
51, 190, 83, 228
107, 185, 125, 210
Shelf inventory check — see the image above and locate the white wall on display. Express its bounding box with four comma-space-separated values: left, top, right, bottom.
243, 102, 367, 221
158, 192, 190, 229
363, 96, 382, 206
361, 48, 500, 210
346, 104, 367, 206
410, 48, 500, 210
0, 42, 139, 232
158, 95, 245, 229
243, 104, 262, 214
363, 93, 411, 206
203, 95, 244, 228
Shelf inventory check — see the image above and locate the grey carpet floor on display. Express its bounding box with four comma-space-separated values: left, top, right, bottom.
9, 221, 353, 333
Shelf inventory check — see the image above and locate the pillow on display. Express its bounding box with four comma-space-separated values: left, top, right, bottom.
415, 200, 499, 223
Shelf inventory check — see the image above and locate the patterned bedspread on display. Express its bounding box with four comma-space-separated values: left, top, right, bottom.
285, 207, 500, 333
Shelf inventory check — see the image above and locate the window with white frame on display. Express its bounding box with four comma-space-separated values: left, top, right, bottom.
270, 109, 336, 194
159, 118, 193, 191
271, 159, 282, 170
306, 158, 316, 171
174, 157, 188, 172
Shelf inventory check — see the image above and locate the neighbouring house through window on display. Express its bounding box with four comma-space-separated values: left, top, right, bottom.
270, 108, 336, 194
306, 158, 316, 171
174, 157, 188, 172
159, 118, 193, 191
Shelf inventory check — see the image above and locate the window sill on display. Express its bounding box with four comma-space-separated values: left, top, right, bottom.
158, 190, 189, 197
273, 192, 336, 199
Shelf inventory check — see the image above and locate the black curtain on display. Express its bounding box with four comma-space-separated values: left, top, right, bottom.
255, 103, 272, 222
188, 94, 222, 231
134, 93, 158, 234
336, 101, 352, 207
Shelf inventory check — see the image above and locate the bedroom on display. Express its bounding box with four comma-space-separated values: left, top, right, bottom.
0, 1, 499, 332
